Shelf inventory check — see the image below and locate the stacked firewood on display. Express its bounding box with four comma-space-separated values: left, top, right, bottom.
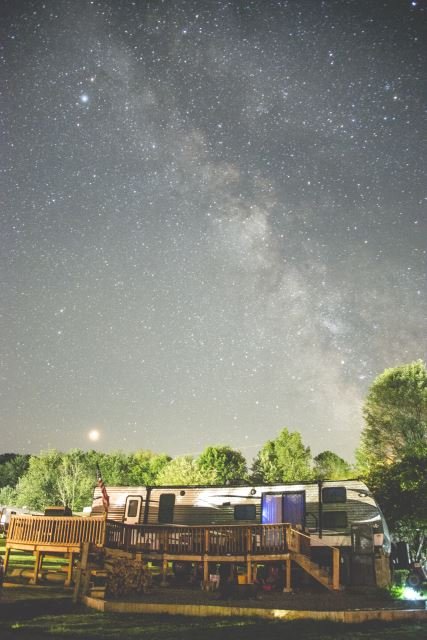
106, 557, 152, 597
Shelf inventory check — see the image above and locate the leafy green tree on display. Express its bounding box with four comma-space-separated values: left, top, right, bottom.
55, 450, 95, 511
313, 450, 353, 480
367, 447, 427, 559
0, 485, 18, 506
155, 455, 207, 485
0, 454, 16, 465
14, 450, 95, 511
197, 445, 248, 485
15, 450, 63, 510
83, 450, 171, 488
367, 447, 427, 530
92, 451, 135, 485
0, 454, 30, 488
359, 361, 427, 469
128, 450, 171, 485
251, 428, 312, 483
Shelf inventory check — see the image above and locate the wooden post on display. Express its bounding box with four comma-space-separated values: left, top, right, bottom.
161, 557, 169, 586
163, 529, 169, 554
203, 556, 209, 585
295, 529, 300, 553
31, 549, 43, 584
246, 560, 252, 584
101, 513, 107, 548
285, 525, 290, 551
124, 525, 131, 552
202, 528, 209, 586
246, 528, 252, 584
73, 542, 90, 603
283, 555, 292, 592
204, 528, 209, 555
332, 547, 340, 590
252, 563, 258, 588
65, 551, 74, 587
3, 547, 11, 576
246, 527, 252, 554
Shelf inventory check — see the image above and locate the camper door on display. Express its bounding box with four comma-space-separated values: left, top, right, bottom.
261, 491, 305, 527
350, 523, 375, 585
124, 496, 143, 524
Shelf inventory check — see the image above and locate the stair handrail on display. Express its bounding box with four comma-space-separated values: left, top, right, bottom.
287, 527, 340, 590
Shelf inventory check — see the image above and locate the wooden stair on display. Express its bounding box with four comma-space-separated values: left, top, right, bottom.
291, 552, 338, 591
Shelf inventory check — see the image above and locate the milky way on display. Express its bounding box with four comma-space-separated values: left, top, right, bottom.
1, 0, 426, 462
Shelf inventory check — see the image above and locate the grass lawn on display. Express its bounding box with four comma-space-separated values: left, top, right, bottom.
1, 609, 426, 640
0, 534, 68, 574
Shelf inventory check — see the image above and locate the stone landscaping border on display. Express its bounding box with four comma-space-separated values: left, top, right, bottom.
82, 596, 427, 623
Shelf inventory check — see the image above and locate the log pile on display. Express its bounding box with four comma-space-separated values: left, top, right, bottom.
106, 556, 152, 598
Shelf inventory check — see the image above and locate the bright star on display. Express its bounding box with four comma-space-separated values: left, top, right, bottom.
80, 94, 89, 104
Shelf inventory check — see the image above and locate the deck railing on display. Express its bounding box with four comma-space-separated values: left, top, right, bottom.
6, 516, 340, 589
7, 515, 106, 548
286, 526, 311, 556
287, 527, 340, 590
105, 521, 291, 556
5, 516, 340, 589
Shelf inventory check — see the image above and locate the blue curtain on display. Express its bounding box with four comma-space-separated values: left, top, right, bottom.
283, 493, 304, 526
262, 494, 283, 524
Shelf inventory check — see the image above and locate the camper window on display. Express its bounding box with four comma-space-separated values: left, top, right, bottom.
323, 511, 347, 529
322, 487, 346, 504
234, 505, 257, 521
127, 499, 140, 518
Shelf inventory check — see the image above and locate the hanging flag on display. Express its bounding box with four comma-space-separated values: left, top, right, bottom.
96, 464, 110, 513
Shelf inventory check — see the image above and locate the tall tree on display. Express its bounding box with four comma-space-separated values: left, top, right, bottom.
55, 450, 94, 511
367, 447, 427, 530
129, 450, 171, 485
0, 485, 18, 506
367, 446, 427, 560
155, 455, 207, 485
359, 360, 427, 469
313, 450, 353, 480
0, 454, 30, 488
15, 450, 94, 511
251, 428, 312, 483
85, 450, 171, 487
15, 450, 63, 510
91, 451, 134, 486
197, 445, 248, 485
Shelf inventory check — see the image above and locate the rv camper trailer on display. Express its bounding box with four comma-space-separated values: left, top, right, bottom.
0, 506, 43, 534
91, 479, 391, 587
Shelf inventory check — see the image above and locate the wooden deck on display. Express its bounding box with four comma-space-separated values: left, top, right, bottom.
5, 516, 340, 591
4, 514, 106, 585
106, 521, 292, 555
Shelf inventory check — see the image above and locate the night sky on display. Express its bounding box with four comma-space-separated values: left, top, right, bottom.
1, 0, 426, 462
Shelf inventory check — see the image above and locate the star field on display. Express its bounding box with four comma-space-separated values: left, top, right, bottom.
1, 0, 426, 461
